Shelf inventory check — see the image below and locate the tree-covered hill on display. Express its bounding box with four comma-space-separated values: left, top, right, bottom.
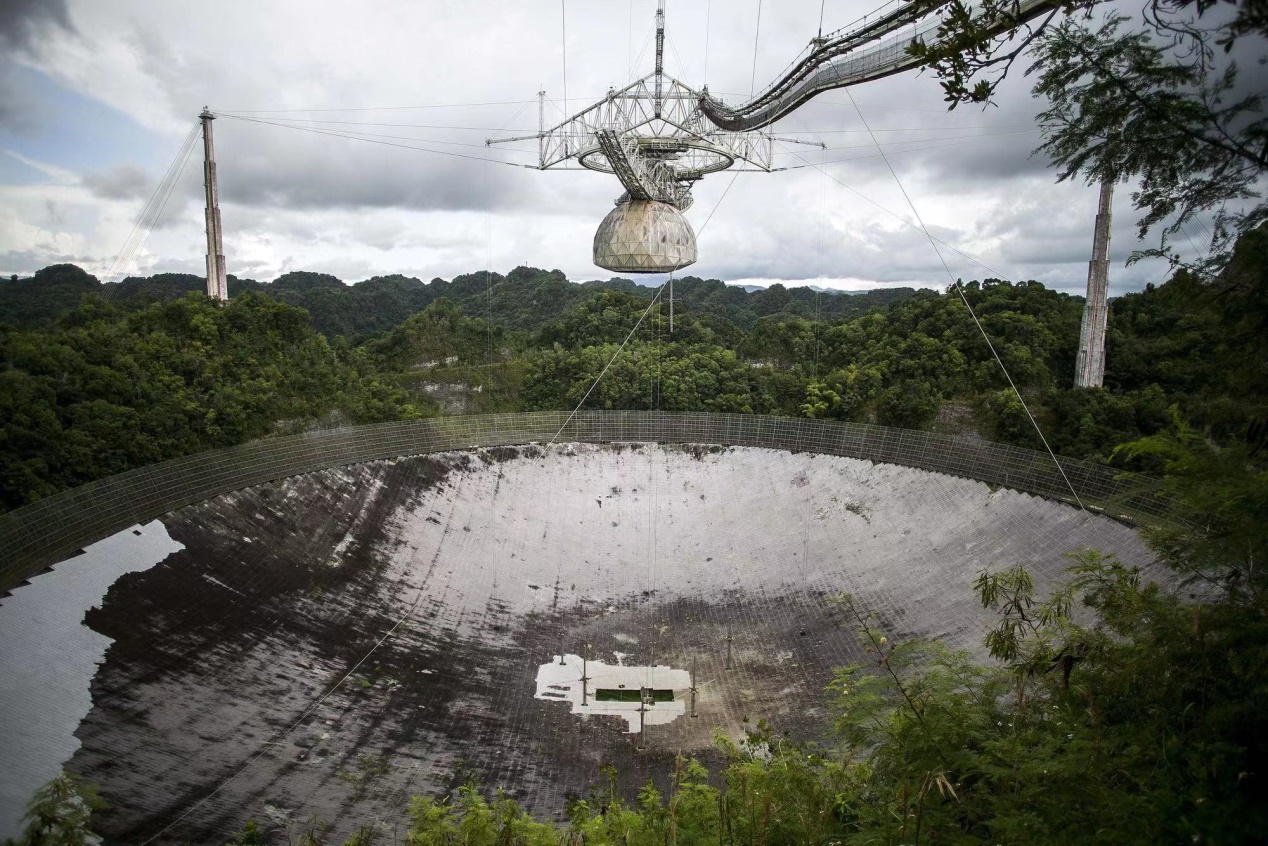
0, 265, 916, 339
0, 294, 420, 511
2, 226, 1265, 512
0, 265, 100, 328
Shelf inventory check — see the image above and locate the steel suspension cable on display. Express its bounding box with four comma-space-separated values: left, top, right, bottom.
549, 274, 673, 445
215, 99, 535, 114
772, 140, 1010, 280
665, 30, 692, 81
814, 164, 826, 382
548, 173, 740, 445
843, 88, 1086, 510
782, 128, 1041, 158
644, 300, 663, 715
750, 0, 764, 97
212, 115, 540, 132
478, 99, 536, 368
216, 113, 529, 167
561, 0, 569, 122
703, 0, 713, 83
790, 113, 830, 383
120, 126, 197, 264
106, 122, 200, 282
484, 154, 494, 368
214, 122, 537, 152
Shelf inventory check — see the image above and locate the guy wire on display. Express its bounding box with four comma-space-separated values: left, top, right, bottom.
549, 164, 741, 445
842, 88, 1086, 510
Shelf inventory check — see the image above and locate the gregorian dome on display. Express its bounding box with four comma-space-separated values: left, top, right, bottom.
593, 199, 698, 273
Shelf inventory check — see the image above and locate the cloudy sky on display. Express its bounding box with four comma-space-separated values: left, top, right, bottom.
0, 0, 1224, 294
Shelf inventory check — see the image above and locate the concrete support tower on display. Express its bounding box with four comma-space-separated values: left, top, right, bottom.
1074, 176, 1114, 388
200, 108, 228, 302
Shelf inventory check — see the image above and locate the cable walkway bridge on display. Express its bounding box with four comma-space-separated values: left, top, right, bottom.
700, 0, 1059, 132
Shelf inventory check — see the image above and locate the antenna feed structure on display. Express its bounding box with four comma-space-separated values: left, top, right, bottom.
487, 1, 798, 274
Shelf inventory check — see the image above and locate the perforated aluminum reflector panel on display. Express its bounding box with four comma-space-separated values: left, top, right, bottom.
0, 436, 1163, 844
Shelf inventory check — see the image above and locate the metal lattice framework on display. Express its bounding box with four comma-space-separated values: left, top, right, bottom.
0, 411, 1175, 594
488, 2, 813, 213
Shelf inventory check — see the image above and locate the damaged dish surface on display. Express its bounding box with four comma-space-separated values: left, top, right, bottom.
1, 443, 1154, 843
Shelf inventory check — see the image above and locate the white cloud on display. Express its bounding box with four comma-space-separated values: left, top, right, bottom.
0, 0, 1206, 292
5, 150, 78, 184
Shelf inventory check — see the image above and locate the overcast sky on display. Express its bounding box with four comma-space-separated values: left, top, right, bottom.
0, 0, 1230, 294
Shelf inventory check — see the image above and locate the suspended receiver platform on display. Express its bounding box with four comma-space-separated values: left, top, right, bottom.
488, 1, 813, 273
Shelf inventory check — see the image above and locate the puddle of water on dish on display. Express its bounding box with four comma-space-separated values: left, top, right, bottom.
0, 521, 183, 838
534, 654, 692, 733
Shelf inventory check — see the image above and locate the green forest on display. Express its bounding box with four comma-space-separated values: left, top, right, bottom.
2, 225, 1266, 513
5, 245, 1268, 846
4, 233, 1267, 844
